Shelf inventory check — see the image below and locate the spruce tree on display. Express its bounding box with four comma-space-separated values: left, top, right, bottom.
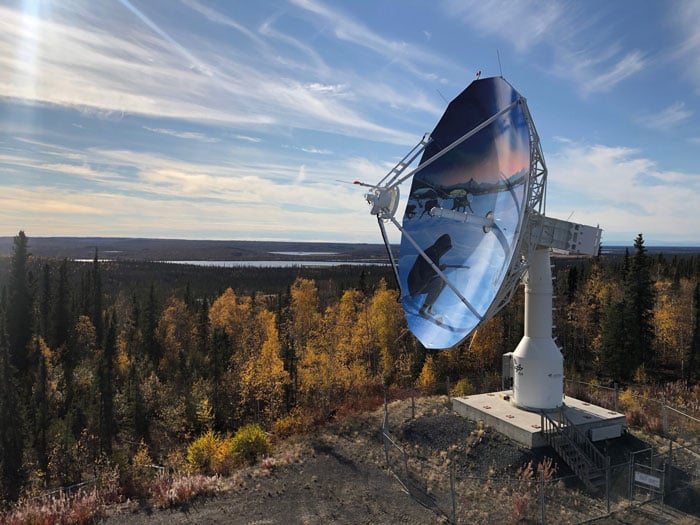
40, 264, 51, 342
92, 250, 104, 346
6, 231, 33, 376
98, 312, 116, 456
143, 284, 160, 366
31, 337, 50, 476
687, 282, 700, 384
0, 315, 25, 501
51, 259, 71, 351
623, 234, 656, 377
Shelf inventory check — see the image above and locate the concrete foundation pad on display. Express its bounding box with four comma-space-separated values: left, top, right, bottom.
453, 391, 626, 449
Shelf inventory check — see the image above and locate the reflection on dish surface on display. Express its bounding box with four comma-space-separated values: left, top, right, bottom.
399, 77, 530, 349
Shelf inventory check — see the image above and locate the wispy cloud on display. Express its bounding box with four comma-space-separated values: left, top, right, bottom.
546, 141, 700, 243
258, 12, 329, 74
441, 0, 647, 94
670, 2, 700, 94
289, 0, 459, 82
300, 147, 332, 155
0, 4, 420, 145
181, 0, 266, 48
144, 127, 221, 142
0, 142, 386, 241
441, 0, 564, 53
233, 134, 261, 143
636, 102, 693, 131
580, 50, 646, 94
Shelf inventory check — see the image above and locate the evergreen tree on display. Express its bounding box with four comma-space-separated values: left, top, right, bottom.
598, 299, 627, 379
125, 359, 148, 440
623, 234, 656, 376
5, 231, 33, 376
0, 315, 25, 501
98, 312, 116, 456
31, 337, 50, 476
40, 263, 52, 342
51, 259, 71, 351
92, 250, 104, 346
143, 284, 160, 366
566, 265, 579, 304
687, 282, 700, 383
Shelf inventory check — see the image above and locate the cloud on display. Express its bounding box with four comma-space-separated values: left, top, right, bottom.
0, 4, 420, 145
181, 0, 266, 48
144, 126, 221, 142
546, 141, 700, 243
636, 102, 693, 131
0, 132, 395, 241
289, 0, 458, 82
441, 0, 564, 53
233, 134, 261, 143
670, 2, 700, 94
300, 147, 333, 155
580, 50, 646, 94
441, 0, 647, 94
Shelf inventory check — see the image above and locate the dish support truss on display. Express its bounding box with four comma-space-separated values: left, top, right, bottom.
364, 95, 602, 411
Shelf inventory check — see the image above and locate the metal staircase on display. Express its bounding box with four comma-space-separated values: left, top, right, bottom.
540, 409, 609, 493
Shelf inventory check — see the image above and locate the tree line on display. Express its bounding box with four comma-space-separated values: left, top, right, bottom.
0, 231, 699, 503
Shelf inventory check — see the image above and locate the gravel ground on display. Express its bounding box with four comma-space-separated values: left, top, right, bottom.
101, 396, 700, 525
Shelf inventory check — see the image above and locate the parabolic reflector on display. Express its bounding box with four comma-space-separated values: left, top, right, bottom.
399, 77, 530, 349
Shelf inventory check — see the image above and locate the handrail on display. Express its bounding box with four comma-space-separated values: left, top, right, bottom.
540, 410, 606, 492
558, 409, 606, 471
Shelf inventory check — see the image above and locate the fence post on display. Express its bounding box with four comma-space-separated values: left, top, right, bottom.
383, 388, 388, 431
662, 397, 668, 435
450, 461, 456, 525
667, 439, 673, 492
383, 432, 389, 466
661, 462, 666, 506
540, 470, 546, 525
447, 377, 451, 403
605, 455, 611, 515
411, 382, 415, 420
628, 453, 634, 502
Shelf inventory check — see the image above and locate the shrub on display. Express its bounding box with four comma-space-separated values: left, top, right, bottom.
228, 424, 271, 466
618, 388, 641, 411
450, 378, 476, 397
3, 488, 106, 525
537, 456, 558, 481
272, 408, 316, 438
164, 449, 188, 473
187, 430, 223, 475
149, 473, 220, 509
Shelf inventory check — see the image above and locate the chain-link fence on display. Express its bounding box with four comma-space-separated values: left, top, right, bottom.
381, 382, 700, 523
565, 378, 700, 442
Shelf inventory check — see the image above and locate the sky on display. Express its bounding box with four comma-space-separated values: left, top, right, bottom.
1, 0, 699, 246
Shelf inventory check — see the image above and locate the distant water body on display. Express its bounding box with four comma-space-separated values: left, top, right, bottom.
162, 260, 388, 268
75, 259, 388, 268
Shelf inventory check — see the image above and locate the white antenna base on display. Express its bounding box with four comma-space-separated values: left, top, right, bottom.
511, 248, 563, 411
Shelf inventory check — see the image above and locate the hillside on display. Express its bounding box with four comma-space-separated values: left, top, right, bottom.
101, 397, 700, 525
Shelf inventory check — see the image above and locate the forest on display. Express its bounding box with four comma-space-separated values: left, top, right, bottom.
0, 231, 699, 507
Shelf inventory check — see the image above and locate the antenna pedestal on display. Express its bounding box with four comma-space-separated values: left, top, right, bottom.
512, 248, 563, 411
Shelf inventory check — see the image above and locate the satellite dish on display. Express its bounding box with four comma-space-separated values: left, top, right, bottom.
361, 76, 601, 411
